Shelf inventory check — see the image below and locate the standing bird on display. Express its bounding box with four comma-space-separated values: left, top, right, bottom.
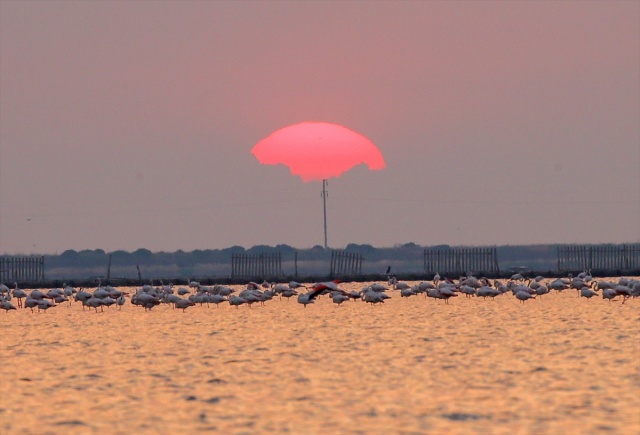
116, 295, 126, 310
297, 285, 329, 307
1, 300, 17, 312
175, 298, 195, 312
331, 291, 350, 305
37, 299, 56, 312
580, 287, 598, 299
12, 283, 27, 308
602, 288, 618, 301
228, 295, 246, 308
515, 290, 535, 303
24, 298, 39, 313
289, 281, 306, 290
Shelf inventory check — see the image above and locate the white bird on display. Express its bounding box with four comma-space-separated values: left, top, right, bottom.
12, 284, 27, 308
433, 272, 441, 285
362, 289, 388, 304
331, 291, 350, 305
297, 286, 327, 307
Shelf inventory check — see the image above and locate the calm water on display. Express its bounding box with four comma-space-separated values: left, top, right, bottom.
1, 279, 639, 434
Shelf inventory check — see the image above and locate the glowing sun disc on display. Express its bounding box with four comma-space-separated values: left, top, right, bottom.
252, 122, 385, 182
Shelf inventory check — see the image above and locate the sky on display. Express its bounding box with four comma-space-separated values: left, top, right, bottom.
1, 1, 639, 254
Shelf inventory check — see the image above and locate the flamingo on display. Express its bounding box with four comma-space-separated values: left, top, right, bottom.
228, 295, 246, 308
0, 300, 17, 313
437, 286, 458, 304
515, 290, 535, 303
534, 284, 549, 298
477, 286, 500, 299
175, 298, 195, 312
280, 289, 299, 300
297, 285, 330, 307
580, 287, 598, 299
460, 285, 477, 298
37, 299, 56, 312
368, 283, 388, 292
12, 283, 27, 308
602, 288, 618, 301
362, 289, 388, 304
117, 295, 126, 310
24, 297, 38, 313
331, 291, 350, 305
394, 281, 411, 291
400, 286, 417, 298
84, 297, 104, 312
289, 281, 306, 289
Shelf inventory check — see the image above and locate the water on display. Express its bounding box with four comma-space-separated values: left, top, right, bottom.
1, 280, 638, 434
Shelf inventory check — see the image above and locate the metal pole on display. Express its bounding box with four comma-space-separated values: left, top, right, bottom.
322, 179, 328, 249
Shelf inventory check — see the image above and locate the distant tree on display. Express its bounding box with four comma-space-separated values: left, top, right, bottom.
57, 249, 80, 267
132, 248, 153, 264
400, 242, 419, 249
345, 243, 376, 255
248, 245, 275, 254
192, 249, 217, 262
275, 244, 295, 254
60, 249, 79, 260
221, 245, 245, 255
110, 250, 131, 265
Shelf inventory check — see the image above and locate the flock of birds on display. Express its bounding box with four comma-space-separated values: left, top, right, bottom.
0, 271, 639, 314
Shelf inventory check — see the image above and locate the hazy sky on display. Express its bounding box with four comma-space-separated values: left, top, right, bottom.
1, 1, 639, 254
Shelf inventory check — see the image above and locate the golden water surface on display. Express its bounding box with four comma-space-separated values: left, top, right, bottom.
1, 280, 639, 434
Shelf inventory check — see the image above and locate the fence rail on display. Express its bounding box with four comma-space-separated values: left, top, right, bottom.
557, 244, 640, 272
423, 248, 499, 276
330, 250, 363, 276
0, 256, 45, 283
231, 253, 283, 279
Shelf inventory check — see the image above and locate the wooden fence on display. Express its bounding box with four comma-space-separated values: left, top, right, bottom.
330, 250, 363, 276
423, 247, 499, 276
0, 256, 45, 283
231, 253, 283, 279
557, 244, 640, 272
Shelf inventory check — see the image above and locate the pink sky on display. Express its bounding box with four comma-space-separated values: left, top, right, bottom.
1, 1, 639, 254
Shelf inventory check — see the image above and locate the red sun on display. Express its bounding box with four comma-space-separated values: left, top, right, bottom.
252, 122, 385, 182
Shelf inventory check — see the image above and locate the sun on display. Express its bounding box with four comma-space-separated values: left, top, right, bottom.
252, 122, 385, 182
